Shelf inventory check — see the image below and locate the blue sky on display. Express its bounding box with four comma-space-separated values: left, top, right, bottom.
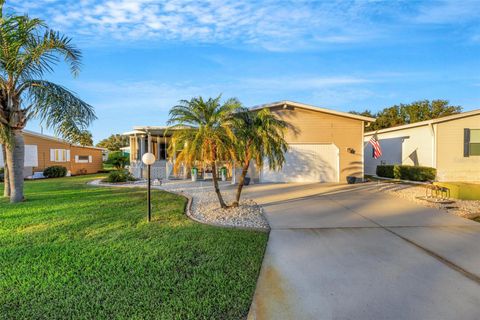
11, 0, 480, 143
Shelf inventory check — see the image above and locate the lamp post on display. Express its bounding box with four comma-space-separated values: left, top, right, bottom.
142, 152, 156, 222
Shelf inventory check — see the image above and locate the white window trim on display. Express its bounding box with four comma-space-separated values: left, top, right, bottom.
75, 155, 92, 163
50, 149, 70, 162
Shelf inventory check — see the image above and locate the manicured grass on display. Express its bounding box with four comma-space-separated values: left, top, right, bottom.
434, 182, 480, 200
0, 175, 268, 319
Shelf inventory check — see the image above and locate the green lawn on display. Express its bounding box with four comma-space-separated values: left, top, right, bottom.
0, 175, 268, 319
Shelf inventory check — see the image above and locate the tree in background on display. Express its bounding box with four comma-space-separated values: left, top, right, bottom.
351, 100, 462, 131
0, 2, 95, 202
168, 96, 240, 209
106, 151, 129, 170
71, 130, 93, 146
230, 108, 290, 207
96, 134, 129, 151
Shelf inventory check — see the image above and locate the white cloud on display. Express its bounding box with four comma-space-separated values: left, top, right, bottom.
10, 0, 480, 50
72, 74, 381, 115
9, 0, 387, 50
414, 0, 480, 24
240, 76, 371, 92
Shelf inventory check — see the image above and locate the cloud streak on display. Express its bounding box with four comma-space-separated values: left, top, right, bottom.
9, 0, 394, 50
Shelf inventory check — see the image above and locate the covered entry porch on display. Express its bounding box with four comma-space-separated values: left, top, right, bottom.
123, 126, 240, 181
124, 126, 179, 180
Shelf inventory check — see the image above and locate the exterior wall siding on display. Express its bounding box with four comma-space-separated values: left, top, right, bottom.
22, 133, 102, 175
70, 146, 103, 175
270, 106, 364, 182
436, 115, 480, 182
364, 125, 434, 175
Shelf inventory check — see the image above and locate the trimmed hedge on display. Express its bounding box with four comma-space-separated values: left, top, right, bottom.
43, 166, 68, 178
376, 165, 394, 178
103, 170, 136, 183
376, 165, 436, 182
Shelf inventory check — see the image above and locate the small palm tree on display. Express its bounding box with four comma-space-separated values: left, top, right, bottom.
167, 96, 241, 208
231, 108, 290, 207
0, 2, 95, 202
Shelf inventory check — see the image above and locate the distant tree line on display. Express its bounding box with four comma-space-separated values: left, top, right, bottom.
96, 134, 129, 151
70, 130, 94, 146
350, 99, 462, 131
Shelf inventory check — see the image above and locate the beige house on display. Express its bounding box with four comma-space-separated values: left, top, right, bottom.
250, 101, 374, 183
364, 109, 480, 182
0, 130, 104, 177
124, 101, 374, 183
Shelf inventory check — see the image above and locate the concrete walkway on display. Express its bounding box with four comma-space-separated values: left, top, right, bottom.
245, 183, 480, 320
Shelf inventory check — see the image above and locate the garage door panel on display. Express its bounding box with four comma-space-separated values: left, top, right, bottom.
261, 144, 339, 183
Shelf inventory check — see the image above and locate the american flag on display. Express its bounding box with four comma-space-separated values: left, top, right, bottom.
369, 134, 382, 159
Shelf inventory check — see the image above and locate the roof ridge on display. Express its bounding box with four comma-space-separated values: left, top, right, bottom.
250, 100, 376, 122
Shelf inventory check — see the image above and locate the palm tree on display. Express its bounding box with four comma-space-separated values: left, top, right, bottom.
167, 96, 240, 209
1, 141, 8, 197
230, 108, 290, 207
0, 2, 95, 202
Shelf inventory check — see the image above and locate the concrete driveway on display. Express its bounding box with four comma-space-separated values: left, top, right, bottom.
244, 183, 480, 320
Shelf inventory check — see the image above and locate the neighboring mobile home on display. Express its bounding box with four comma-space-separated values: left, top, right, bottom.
0, 130, 104, 177
364, 109, 480, 182
124, 101, 375, 183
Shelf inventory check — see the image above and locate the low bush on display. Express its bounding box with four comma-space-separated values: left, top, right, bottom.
376, 165, 436, 182
103, 170, 136, 183
376, 165, 394, 178
0, 167, 4, 183
43, 166, 68, 178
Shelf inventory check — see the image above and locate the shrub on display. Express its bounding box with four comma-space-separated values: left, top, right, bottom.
103, 170, 136, 183
377, 165, 436, 182
43, 166, 68, 178
106, 151, 130, 170
376, 165, 394, 178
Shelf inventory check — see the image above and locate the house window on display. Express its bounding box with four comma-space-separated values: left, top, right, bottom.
50, 149, 70, 162
470, 129, 480, 156
75, 155, 92, 163
159, 143, 167, 160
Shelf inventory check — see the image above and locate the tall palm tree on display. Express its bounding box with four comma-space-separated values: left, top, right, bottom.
167, 96, 240, 209
1, 141, 8, 197
230, 108, 290, 207
0, 2, 95, 202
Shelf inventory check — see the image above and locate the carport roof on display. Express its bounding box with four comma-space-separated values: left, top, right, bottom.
250, 100, 376, 122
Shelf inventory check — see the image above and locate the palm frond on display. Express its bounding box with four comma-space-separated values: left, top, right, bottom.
25, 80, 96, 141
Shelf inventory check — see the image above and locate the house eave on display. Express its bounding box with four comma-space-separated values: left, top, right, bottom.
364, 108, 480, 136
250, 100, 376, 122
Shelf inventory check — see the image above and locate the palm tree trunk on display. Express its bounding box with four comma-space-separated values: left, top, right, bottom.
6, 130, 24, 203
211, 160, 227, 209
2, 144, 10, 197
232, 160, 250, 208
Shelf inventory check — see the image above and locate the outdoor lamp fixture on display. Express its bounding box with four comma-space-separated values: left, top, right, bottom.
142, 152, 156, 222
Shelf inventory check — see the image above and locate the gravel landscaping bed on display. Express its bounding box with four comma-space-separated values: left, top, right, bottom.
158, 180, 269, 230
90, 179, 269, 230
375, 182, 480, 219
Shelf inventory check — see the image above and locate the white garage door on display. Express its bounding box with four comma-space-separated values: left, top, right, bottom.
260, 144, 339, 183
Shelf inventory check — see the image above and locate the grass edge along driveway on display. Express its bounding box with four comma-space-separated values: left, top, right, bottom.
0, 175, 268, 319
